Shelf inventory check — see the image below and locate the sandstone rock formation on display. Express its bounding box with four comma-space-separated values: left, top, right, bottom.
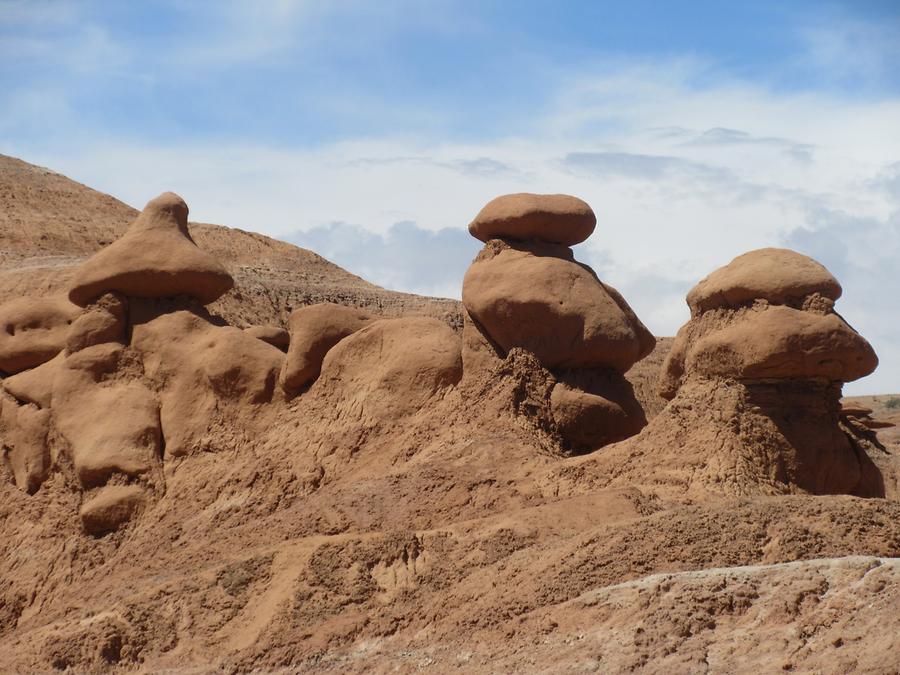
317, 317, 462, 419
468, 193, 596, 245
79, 485, 147, 536
244, 325, 290, 350
462, 193, 654, 450
581, 247, 884, 498
0, 296, 79, 373
1, 164, 898, 674
280, 302, 373, 395
68, 192, 234, 306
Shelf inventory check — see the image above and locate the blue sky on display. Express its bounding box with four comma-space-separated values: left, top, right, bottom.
2, 0, 900, 393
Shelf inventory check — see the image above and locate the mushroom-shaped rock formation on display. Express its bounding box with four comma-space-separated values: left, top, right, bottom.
461, 194, 654, 451
0, 296, 79, 373
468, 193, 596, 245
317, 317, 462, 420
68, 192, 234, 306
595, 247, 882, 498
281, 303, 374, 395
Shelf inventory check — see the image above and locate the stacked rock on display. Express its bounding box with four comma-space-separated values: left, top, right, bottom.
657, 247, 881, 495
462, 193, 655, 449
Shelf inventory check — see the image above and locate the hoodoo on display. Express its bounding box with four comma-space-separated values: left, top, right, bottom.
461, 193, 655, 450
587, 247, 883, 498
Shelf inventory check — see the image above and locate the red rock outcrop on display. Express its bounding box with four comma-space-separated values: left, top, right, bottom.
1, 166, 898, 674
280, 302, 374, 395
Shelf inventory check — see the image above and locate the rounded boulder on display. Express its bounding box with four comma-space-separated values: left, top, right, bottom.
462, 243, 654, 372
318, 317, 462, 419
687, 248, 842, 315
685, 306, 877, 382
468, 193, 596, 246
0, 296, 80, 373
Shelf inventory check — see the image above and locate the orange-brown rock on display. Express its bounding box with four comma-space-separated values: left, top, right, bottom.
244, 325, 290, 350
462, 241, 654, 372
686, 306, 877, 382
79, 485, 147, 536
0, 296, 79, 373
686, 247, 842, 314
65, 292, 127, 353
468, 193, 596, 245
317, 317, 462, 419
68, 192, 234, 306
3, 157, 900, 675
131, 307, 283, 456
281, 303, 374, 395
1, 352, 62, 408
0, 396, 51, 493
644, 248, 883, 498
550, 381, 642, 449
51, 344, 160, 487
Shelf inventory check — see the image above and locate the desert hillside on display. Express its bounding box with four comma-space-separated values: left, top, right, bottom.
0, 155, 462, 328
1, 158, 898, 674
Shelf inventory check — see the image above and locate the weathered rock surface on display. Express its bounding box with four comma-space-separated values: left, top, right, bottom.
639, 248, 885, 498
1, 160, 898, 675
244, 325, 290, 350
0, 296, 79, 373
281, 302, 374, 394
52, 345, 161, 487
317, 317, 462, 419
1, 352, 62, 408
79, 485, 147, 536
65, 292, 126, 353
686, 306, 877, 381
68, 192, 234, 306
0, 398, 50, 493
132, 307, 283, 456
